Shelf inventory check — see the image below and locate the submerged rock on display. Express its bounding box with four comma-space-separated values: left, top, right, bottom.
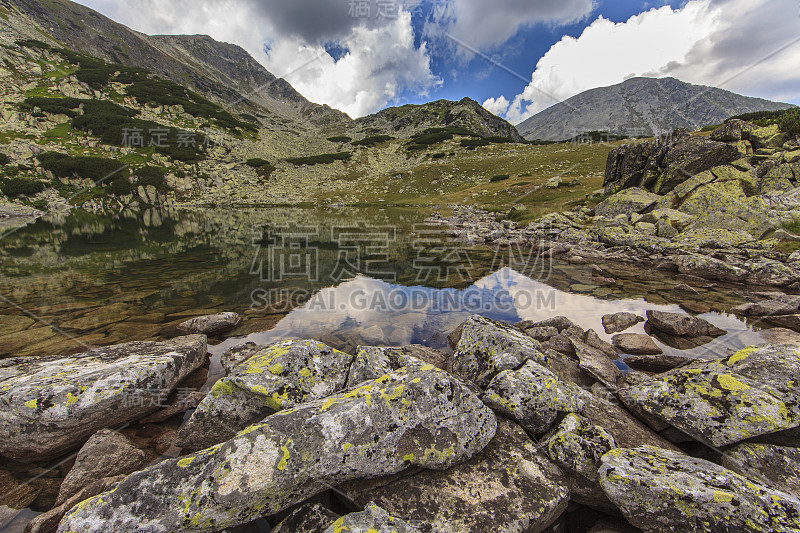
58, 366, 496, 533
451, 315, 546, 387
177, 312, 241, 335
176, 340, 353, 450
338, 418, 569, 533
599, 445, 800, 532
0, 336, 207, 461
322, 504, 422, 533
618, 344, 800, 447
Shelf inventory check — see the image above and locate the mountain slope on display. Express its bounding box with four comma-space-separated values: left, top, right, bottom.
353, 97, 524, 141
4, 0, 350, 131
516, 77, 795, 141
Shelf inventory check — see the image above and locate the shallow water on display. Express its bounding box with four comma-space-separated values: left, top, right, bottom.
0, 206, 771, 365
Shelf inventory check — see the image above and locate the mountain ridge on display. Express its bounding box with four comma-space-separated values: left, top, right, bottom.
516, 77, 795, 141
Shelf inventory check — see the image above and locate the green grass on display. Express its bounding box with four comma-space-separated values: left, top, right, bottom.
783, 219, 800, 234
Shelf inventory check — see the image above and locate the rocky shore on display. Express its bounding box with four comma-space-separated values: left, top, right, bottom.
1, 307, 799, 532
433, 123, 800, 289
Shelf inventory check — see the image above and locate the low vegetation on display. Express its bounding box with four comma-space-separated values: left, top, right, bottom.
490, 174, 510, 182
0, 177, 45, 197
245, 158, 277, 178
286, 152, 352, 166
327, 136, 352, 143
352, 135, 394, 147
728, 107, 800, 136
37, 152, 129, 182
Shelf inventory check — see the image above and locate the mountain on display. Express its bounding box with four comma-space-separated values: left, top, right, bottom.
353, 97, 524, 141
4, 0, 351, 131
516, 77, 795, 141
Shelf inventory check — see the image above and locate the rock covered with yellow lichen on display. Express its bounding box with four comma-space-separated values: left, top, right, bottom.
0, 335, 207, 461
599, 445, 800, 532
322, 503, 422, 533
618, 344, 800, 447
58, 365, 497, 533
176, 340, 354, 451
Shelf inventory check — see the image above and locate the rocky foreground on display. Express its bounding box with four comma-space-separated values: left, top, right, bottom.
435, 122, 800, 288
1, 311, 799, 532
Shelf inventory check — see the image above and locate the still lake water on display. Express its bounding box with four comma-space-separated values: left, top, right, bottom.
0, 206, 779, 532
0, 206, 771, 371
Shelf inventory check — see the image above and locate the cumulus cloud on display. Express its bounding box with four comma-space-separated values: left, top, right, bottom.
482, 95, 510, 116
426, 0, 596, 52
487, 0, 800, 125
75, 0, 440, 117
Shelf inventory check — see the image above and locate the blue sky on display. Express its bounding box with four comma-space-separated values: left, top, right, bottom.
77, 0, 800, 122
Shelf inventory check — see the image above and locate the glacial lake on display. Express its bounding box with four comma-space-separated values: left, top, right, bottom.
0, 206, 774, 374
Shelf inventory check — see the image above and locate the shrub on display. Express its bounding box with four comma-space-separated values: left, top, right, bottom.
778, 108, 800, 137
327, 136, 352, 143
38, 152, 129, 181
485, 136, 515, 144
461, 139, 490, 148
0, 178, 45, 196
352, 135, 394, 147
490, 174, 510, 183
245, 158, 276, 178
134, 166, 167, 190
286, 152, 352, 166
15, 39, 52, 50
431, 152, 445, 160
0, 153, 10, 165
421, 126, 478, 137
106, 177, 135, 196
409, 132, 453, 146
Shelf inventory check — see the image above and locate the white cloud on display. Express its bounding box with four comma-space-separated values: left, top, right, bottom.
493, 0, 800, 125
498, 0, 722, 124
482, 95, 510, 116
74, 0, 440, 117
426, 0, 596, 52
265, 13, 441, 118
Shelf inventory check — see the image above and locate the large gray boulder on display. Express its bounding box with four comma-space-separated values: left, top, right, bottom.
338, 418, 569, 533
346, 345, 450, 388
322, 504, 422, 533
710, 119, 758, 142
594, 188, 660, 218
177, 312, 241, 335
543, 413, 617, 512
58, 367, 497, 533
176, 340, 353, 450
602, 312, 644, 334
618, 344, 800, 447
483, 360, 588, 435
599, 445, 800, 532
0, 336, 207, 461
451, 315, 547, 387
722, 443, 800, 499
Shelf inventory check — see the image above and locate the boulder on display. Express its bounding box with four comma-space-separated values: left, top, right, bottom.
764, 315, 800, 332
618, 345, 800, 447
272, 504, 339, 533
672, 254, 748, 282
0, 336, 207, 461
599, 445, 800, 532
219, 342, 266, 373
58, 367, 497, 533
483, 360, 589, 435
749, 299, 799, 317
177, 312, 241, 335
176, 340, 353, 450
710, 119, 758, 142
56, 429, 148, 505
522, 326, 559, 342
581, 394, 680, 452
602, 312, 644, 334
751, 124, 788, 150
346, 345, 450, 388
623, 354, 692, 373
645, 310, 727, 338
339, 418, 569, 533
612, 333, 662, 355
677, 180, 775, 238
653, 135, 740, 194
584, 329, 619, 359
25, 475, 125, 533
595, 188, 660, 218
322, 504, 422, 533
571, 340, 623, 390
451, 315, 546, 387
604, 136, 669, 193
722, 443, 800, 499
543, 413, 617, 512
